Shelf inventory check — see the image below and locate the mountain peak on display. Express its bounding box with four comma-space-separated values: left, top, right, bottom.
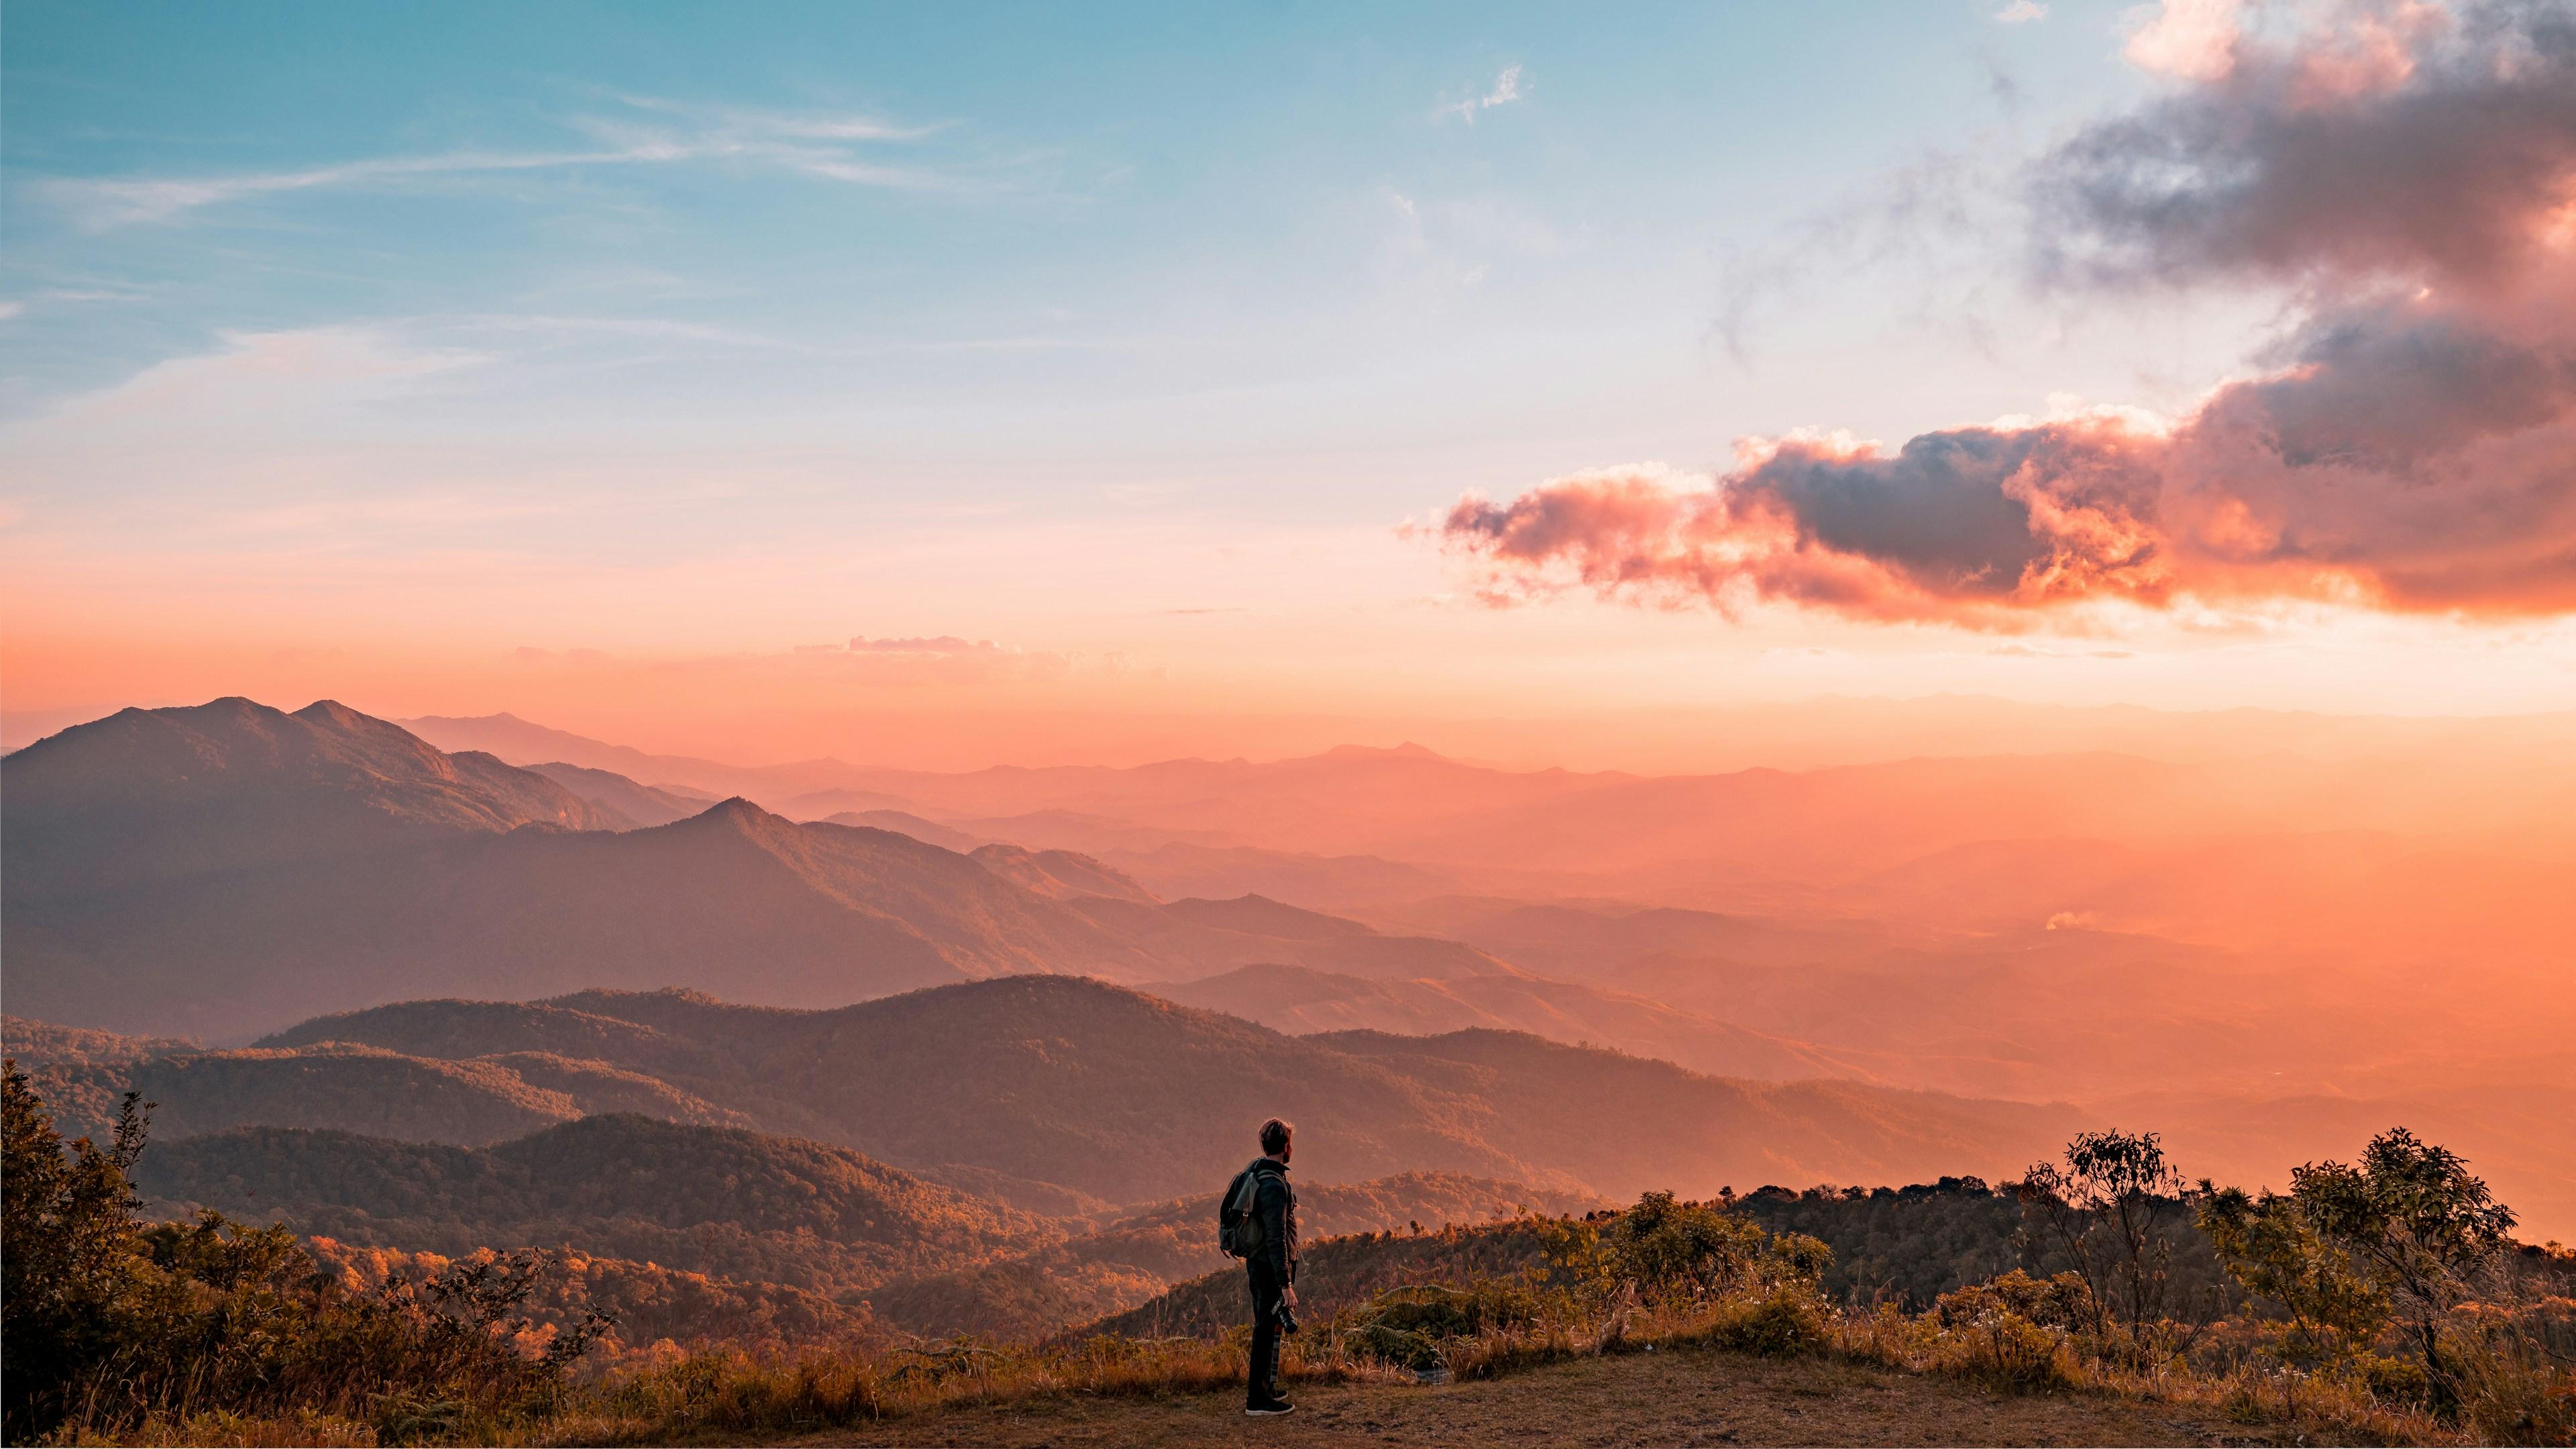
1317, 741, 1446, 763
662, 796, 800, 843
293, 698, 369, 727
1, 694, 616, 904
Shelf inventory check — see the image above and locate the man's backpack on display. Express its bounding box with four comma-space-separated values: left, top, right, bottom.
1218, 1161, 1275, 1259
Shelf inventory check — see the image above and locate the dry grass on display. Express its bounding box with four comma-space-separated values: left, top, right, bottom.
54, 1285, 2539, 1448
45, 1223, 2569, 1447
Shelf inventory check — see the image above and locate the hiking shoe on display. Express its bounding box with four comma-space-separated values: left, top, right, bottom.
1245, 1397, 1295, 1416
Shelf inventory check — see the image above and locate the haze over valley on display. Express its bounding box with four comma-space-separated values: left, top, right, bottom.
8, 693, 2568, 1242
8, 2, 2575, 1440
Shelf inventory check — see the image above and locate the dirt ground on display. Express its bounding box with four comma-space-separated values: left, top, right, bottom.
793, 1346, 2323, 1448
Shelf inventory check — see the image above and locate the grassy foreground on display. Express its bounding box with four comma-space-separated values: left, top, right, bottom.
13, 1066, 2570, 1447
780, 1339, 2320, 1448
68, 1295, 2473, 1448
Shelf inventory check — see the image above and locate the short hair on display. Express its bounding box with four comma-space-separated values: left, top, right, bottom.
1258, 1118, 1293, 1156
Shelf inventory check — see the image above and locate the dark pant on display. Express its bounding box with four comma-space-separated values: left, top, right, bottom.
1246, 1258, 1286, 1403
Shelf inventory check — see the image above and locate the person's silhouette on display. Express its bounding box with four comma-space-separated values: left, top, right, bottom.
1241, 1117, 1299, 1415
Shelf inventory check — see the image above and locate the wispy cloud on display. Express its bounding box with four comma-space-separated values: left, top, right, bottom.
610, 94, 938, 144
14, 327, 484, 431
1994, 1, 2049, 23
432, 313, 798, 351
40, 97, 965, 229
1440, 65, 1527, 124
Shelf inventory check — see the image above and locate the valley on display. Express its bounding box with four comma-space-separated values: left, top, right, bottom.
3, 695, 2569, 1446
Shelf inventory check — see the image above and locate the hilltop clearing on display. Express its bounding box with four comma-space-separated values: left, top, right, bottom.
790, 1344, 2283, 1448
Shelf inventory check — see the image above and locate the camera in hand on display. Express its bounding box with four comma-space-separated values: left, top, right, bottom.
1276, 1299, 1300, 1335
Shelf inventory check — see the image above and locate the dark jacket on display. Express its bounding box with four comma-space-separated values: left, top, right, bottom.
1249, 1155, 1297, 1281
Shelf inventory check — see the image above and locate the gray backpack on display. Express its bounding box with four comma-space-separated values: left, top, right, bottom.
1218, 1162, 1276, 1258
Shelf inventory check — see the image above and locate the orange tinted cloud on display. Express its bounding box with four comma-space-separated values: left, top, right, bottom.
1443, 0, 2576, 626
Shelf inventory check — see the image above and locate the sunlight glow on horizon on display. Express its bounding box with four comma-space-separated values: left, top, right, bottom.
5, 0, 2571, 767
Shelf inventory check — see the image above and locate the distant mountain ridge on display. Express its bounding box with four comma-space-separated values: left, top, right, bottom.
394, 711, 864, 802
3, 697, 614, 897
1158, 963, 1868, 1081
19, 973, 2090, 1334
523, 760, 716, 828
241, 977, 2084, 1205
26, 967, 2059, 1219
3, 699, 1536, 1038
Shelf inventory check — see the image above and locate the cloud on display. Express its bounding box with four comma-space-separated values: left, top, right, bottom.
437, 313, 794, 350
765, 635, 1073, 684
2041, 0, 2572, 292
28, 327, 484, 427
846, 635, 1009, 655
1441, 65, 1527, 124
2121, 0, 2245, 80
41, 97, 957, 229
510, 636, 1071, 688
1995, 1, 2051, 22
1438, 0, 2576, 626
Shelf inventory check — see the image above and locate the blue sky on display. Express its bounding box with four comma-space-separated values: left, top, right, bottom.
8, 0, 2565, 763
5, 0, 2198, 483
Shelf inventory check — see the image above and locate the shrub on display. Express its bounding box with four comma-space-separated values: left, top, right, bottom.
1579, 1191, 1830, 1307
1701, 1282, 1830, 1356
1343, 1281, 1550, 1374
2355, 1350, 2431, 1408
1929, 1274, 2077, 1393
1, 1061, 608, 1444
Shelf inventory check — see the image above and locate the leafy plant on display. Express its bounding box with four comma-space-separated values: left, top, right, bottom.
2290, 1128, 2520, 1417
1581, 1191, 1829, 1307
2018, 1130, 2196, 1358
2198, 1182, 2392, 1373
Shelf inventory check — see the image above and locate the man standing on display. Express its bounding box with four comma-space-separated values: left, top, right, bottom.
1240, 1117, 1299, 1416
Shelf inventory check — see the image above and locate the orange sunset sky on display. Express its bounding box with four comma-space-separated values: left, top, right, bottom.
7, 0, 2575, 771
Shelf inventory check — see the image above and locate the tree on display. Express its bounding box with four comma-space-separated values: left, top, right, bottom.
3, 1058, 609, 1442
2196, 1183, 2390, 1371
2290, 1127, 2516, 1413
2, 1059, 152, 1440
2017, 1129, 2192, 1357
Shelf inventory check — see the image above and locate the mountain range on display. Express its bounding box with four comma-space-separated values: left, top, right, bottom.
2, 701, 1515, 1038
8, 694, 2569, 1237
9, 975, 2086, 1210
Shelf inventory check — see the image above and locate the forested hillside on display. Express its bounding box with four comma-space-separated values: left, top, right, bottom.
138, 1114, 1045, 1300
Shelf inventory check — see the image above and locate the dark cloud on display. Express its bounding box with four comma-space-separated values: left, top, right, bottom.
2033, 0, 2576, 293
1439, 0, 2576, 625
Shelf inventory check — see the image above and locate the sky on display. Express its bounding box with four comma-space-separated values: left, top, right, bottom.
5, 0, 2573, 767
